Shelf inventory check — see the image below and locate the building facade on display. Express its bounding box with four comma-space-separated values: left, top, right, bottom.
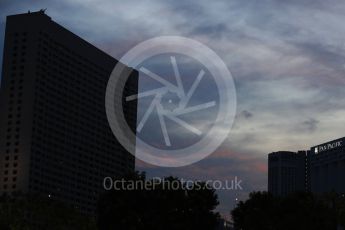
269, 137, 345, 196
0, 11, 138, 214
310, 137, 345, 194
268, 151, 307, 196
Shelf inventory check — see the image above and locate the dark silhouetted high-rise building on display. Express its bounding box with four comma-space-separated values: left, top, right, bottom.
310, 137, 345, 194
268, 151, 307, 196
268, 136, 345, 196
0, 11, 138, 214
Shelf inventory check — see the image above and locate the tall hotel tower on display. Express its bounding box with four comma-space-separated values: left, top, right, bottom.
268, 151, 308, 196
0, 11, 138, 214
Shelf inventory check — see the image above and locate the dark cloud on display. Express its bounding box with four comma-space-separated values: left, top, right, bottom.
269, 0, 341, 10
293, 42, 345, 79
164, 0, 206, 19
191, 23, 228, 38
240, 110, 253, 119
302, 118, 319, 132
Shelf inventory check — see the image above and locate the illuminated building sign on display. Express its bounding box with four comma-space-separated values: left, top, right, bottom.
314, 140, 343, 154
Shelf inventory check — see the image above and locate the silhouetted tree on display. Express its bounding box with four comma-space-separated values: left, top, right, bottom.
231, 191, 337, 230
0, 193, 96, 230
337, 194, 345, 227
98, 171, 220, 230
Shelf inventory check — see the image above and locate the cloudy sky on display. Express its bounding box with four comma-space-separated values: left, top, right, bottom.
2, 0, 345, 220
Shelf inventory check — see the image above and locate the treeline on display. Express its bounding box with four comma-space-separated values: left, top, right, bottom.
0, 171, 221, 230
232, 191, 345, 230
